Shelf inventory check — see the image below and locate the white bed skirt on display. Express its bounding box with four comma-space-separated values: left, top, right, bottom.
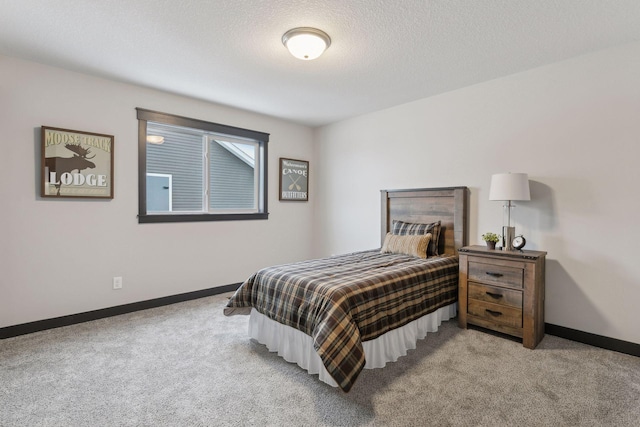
248, 303, 457, 388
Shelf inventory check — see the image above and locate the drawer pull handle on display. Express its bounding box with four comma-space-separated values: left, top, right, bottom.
486, 272, 504, 278
485, 309, 503, 317
485, 292, 503, 299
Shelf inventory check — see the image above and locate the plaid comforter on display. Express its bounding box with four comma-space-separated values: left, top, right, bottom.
224, 250, 458, 392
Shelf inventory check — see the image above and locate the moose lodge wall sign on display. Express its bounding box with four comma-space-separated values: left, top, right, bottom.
279, 158, 308, 201
41, 126, 114, 198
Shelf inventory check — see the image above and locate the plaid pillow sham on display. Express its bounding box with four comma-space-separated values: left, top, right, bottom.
391, 219, 441, 256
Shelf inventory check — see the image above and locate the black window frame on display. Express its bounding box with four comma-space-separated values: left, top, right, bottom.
137, 108, 269, 223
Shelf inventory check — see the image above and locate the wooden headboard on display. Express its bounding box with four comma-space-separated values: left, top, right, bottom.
381, 187, 469, 256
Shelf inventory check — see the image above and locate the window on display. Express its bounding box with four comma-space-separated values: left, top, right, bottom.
137, 108, 269, 223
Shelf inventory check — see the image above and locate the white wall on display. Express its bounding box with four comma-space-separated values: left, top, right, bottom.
3, 41, 639, 345
0, 55, 315, 328
313, 42, 640, 345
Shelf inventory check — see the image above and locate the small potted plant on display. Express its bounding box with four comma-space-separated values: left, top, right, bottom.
481, 232, 500, 250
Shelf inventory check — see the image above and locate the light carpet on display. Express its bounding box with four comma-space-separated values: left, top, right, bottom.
1, 293, 639, 427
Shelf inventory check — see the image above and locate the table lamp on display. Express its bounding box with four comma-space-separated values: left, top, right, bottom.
489, 173, 530, 250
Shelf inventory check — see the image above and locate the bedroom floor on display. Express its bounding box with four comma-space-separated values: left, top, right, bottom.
1, 293, 639, 427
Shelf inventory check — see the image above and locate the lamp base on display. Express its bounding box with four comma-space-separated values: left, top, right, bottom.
502, 226, 515, 251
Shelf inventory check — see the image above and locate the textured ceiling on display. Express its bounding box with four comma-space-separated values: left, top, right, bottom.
2, 0, 640, 127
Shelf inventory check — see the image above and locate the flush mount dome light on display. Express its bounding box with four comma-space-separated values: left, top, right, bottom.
282, 27, 331, 60
146, 135, 164, 144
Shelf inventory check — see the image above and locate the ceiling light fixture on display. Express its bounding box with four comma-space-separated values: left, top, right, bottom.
146, 135, 164, 144
282, 27, 331, 60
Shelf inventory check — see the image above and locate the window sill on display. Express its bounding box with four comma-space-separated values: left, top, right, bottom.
138, 212, 269, 223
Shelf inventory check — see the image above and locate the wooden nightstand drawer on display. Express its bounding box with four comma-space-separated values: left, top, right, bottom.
468, 261, 523, 289
468, 299, 522, 329
468, 282, 522, 309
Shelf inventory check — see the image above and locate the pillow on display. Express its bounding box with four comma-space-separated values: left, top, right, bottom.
380, 232, 431, 259
391, 219, 441, 256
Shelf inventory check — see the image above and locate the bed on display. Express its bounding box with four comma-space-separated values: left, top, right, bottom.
224, 187, 468, 392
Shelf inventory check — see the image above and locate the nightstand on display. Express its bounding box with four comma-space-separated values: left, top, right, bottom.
458, 245, 546, 349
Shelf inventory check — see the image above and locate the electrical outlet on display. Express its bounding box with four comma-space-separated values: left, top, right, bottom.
113, 276, 123, 290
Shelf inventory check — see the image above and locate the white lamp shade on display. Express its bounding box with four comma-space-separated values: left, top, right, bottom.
282, 27, 331, 60
489, 173, 530, 201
